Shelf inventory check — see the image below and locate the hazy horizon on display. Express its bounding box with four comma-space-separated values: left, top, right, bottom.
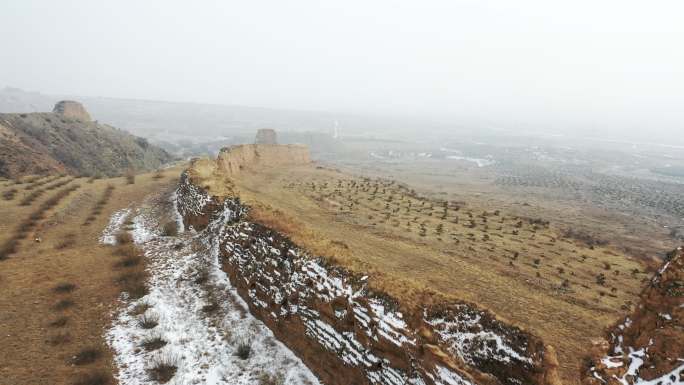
1, 0, 683, 142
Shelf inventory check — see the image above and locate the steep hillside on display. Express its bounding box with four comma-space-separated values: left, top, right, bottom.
0, 101, 173, 178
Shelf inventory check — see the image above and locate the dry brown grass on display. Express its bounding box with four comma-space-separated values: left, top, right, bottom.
0, 166, 184, 385
209, 163, 649, 385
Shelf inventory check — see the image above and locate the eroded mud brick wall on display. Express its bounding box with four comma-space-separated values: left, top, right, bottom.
175, 172, 560, 385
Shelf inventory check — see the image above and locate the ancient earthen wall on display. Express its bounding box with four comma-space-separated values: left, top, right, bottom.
175, 172, 562, 385
215, 144, 310, 176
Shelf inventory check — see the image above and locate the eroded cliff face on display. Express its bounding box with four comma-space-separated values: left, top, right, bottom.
176, 172, 561, 385
583, 248, 683, 385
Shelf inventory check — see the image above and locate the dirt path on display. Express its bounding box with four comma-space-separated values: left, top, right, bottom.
105, 190, 320, 385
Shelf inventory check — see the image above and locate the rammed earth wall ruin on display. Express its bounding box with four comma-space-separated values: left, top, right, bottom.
176, 171, 562, 385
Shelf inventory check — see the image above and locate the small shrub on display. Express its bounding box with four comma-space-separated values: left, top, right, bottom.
147, 354, 178, 383
2, 188, 17, 200
124, 282, 149, 299
130, 302, 151, 315
141, 335, 167, 351
0, 239, 19, 260
53, 282, 77, 293
54, 299, 75, 310
115, 232, 133, 245
72, 370, 112, 385
202, 302, 219, 314
234, 339, 251, 360
138, 314, 159, 329
116, 255, 142, 268
55, 235, 77, 250
116, 271, 145, 286
194, 267, 210, 284
161, 221, 178, 237
70, 347, 102, 365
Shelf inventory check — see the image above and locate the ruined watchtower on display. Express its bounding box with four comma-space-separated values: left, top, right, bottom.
255, 128, 278, 145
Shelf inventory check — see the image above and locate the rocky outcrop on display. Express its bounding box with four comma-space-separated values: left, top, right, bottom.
53, 100, 91, 121
255, 128, 278, 144
176, 172, 561, 385
583, 247, 683, 385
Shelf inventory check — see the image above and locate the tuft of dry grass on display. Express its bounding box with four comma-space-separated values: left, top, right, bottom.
130, 302, 151, 316
138, 313, 159, 329
115, 255, 142, 268
53, 282, 77, 293
115, 231, 133, 245
69, 347, 102, 365
160, 221, 178, 237
55, 234, 77, 250
141, 335, 167, 351
147, 354, 178, 383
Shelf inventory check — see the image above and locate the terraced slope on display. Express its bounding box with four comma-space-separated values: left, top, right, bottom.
0, 168, 182, 385
183, 145, 652, 385
0, 103, 173, 178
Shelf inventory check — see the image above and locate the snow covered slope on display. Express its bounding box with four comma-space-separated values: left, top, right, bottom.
103, 196, 320, 385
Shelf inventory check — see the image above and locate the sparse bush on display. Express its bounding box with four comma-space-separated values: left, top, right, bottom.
147, 354, 178, 383
70, 347, 102, 365
161, 221, 178, 237
0, 239, 19, 260
53, 282, 77, 293
234, 339, 251, 360
202, 302, 219, 314
55, 234, 77, 249
131, 302, 151, 315
596, 273, 607, 286
115, 231, 133, 245
194, 267, 210, 285
2, 188, 17, 200
124, 281, 149, 299
138, 313, 159, 329
141, 335, 167, 351
116, 255, 142, 268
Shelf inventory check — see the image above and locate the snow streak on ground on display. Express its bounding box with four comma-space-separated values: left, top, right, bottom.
100, 208, 131, 245
104, 199, 320, 385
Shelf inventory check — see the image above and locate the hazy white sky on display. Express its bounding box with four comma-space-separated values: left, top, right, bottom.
1, 0, 682, 138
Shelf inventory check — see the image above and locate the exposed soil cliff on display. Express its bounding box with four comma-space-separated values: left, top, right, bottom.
583, 247, 683, 385
176, 168, 562, 385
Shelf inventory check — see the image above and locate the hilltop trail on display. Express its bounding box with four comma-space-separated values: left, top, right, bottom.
104, 192, 320, 385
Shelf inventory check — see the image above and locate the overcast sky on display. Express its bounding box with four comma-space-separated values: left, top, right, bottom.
1, 0, 682, 140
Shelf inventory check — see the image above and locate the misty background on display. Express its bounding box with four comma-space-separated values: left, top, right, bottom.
1, 0, 683, 145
